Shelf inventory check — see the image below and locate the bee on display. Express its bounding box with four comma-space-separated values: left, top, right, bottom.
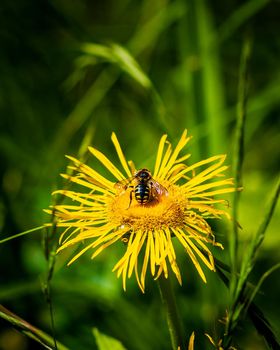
115, 168, 168, 208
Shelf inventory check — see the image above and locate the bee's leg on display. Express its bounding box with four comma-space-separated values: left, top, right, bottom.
127, 186, 134, 209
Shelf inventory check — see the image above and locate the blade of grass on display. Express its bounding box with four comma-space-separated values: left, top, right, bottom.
244, 263, 280, 314
195, 0, 227, 155
230, 30, 252, 298
196, 248, 280, 348
50, 1, 186, 156
217, 0, 269, 43
223, 176, 279, 348
237, 176, 280, 293
0, 305, 69, 350
0, 225, 45, 244
214, 263, 280, 349
177, 0, 227, 158
43, 127, 96, 350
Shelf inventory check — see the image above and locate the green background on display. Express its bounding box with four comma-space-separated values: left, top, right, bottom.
0, 0, 279, 349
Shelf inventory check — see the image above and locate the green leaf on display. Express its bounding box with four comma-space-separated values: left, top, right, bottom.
93, 328, 127, 350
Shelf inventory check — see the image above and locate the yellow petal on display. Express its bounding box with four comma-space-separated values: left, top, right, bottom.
188, 331, 195, 350
111, 132, 132, 178
153, 134, 168, 177
88, 146, 125, 181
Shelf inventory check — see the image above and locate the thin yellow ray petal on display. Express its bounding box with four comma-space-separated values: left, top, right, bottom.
164, 228, 182, 284
167, 164, 189, 182
56, 212, 108, 222
57, 218, 108, 228
175, 152, 191, 164
149, 231, 156, 276
188, 199, 227, 205
128, 231, 147, 278
65, 211, 107, 220
121, 258, 129, 291
59, 174, 113, 195
193, 239, 218, 270
185, 154, 226, 173
164, 228, 176, 260
182, 167, 228, 191
116, 232, 137, 291
185, 179, 234, 195
112, 231, 135, 272
185, 237, 215, 271
184, 220, 211, 237
111, 132, 132, 178
53, 190, 108, 204
134, 257, 144, 293
160, 130, 190, 179
58, 226, 101, 244
90, 230, 127, 259
158, 231, 168, 278
153, 134, 168, 177
128, 160, 136, 174
188, 188, 236, 197
89, 229, 121, 250
184, 166, 229, 190
88, 146, 125, 181
172, 155, 226, 184
156, 142, 172, 179
66, 242, 96, 265
169, 130, 188, 159
59, 226, 79, 245
159, 230, 169, 262
72, 217, 108, 225
188, 332, 195, 350
114, 233, 134, 280
154, 265, 163, 280
59, 224, 115, 249
153, 230, 168, 279
158, 230, 167, 262
172, 228, 206, 283
140, 232, 151, 288
205, 334, 216, 346
66, 155, 114, 189
54, 201, 105, 210
154, 230, 161, 264
127, 233, 142, 277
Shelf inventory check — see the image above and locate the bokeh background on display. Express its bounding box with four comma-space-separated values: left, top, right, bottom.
0, 0, 279, 349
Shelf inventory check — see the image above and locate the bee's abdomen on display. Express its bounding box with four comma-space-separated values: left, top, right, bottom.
135, 184, 150, 204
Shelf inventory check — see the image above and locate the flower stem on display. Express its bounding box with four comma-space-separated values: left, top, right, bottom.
158, 276, 185, 350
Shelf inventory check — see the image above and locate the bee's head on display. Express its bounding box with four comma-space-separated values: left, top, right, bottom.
135, 168, 151, 180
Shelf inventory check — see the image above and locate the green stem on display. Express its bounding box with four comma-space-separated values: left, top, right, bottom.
0, 225, 45, 244
158, 276, 185, 350
230, 30, 252, 297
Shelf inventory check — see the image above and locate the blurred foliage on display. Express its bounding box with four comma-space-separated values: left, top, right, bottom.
0, 0, 279, 349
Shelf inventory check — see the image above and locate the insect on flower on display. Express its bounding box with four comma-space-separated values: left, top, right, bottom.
114, 168, 168, 208
46, 130, 237, 292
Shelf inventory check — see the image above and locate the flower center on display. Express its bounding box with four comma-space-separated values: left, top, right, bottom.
108, 184, 187, 231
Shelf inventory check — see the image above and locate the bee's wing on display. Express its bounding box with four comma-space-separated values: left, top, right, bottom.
150, 179, 168, 197
114, 176, 135, 191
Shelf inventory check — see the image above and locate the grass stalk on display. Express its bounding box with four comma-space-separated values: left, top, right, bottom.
223, 177, 280, 348
230, 30, 252, 297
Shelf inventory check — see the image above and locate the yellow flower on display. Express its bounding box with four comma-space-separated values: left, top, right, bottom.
48, 130, 235, 292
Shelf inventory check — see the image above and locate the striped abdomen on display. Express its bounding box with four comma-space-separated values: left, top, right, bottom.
135, 183, 150, 204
